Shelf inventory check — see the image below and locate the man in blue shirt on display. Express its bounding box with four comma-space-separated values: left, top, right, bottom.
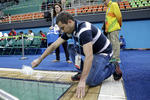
31, 12, 121, 98
119, 35, 126, 49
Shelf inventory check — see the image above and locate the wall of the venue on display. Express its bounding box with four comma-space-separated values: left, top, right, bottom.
1, 19, 150, 49
94, 19, 150, 49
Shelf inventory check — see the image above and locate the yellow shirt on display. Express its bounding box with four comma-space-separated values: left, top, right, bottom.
105, 1, 122, 32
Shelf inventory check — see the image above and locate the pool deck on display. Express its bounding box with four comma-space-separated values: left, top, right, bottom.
0, 68, 126, 100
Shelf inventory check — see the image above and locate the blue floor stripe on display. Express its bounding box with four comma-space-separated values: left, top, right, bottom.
120, 50, 150, 100
1, 50, 150, 100
0, 53, 77, 71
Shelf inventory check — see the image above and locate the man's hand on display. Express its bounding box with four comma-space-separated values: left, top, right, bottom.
31, 57, 42, 68
76, 80, 86, 98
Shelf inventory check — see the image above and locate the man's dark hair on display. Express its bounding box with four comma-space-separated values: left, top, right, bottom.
39, 30, 42, 33
56, 12, 74, 24
29, 30, 32, 33
20, 31, 23, 34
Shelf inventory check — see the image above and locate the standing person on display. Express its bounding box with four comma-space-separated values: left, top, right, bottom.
119, 35, 126, 49
50, 3, 71, 63
0, 32, 3, 41
31, 12, 119, 98
39, 30, 47, 48
41, 1, 46, 11
102, 0, 122, 80
27, 30, 34, 41
18, 31, 24, 40
8, 29, 17, 36
27, 30, 34, 45
7, 29, 17, 46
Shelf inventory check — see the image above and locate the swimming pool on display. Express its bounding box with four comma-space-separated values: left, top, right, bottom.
0, 78, 71, 100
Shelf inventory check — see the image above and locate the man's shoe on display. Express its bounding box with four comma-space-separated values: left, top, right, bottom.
52, 59, 60, 62
66, 60, 72, 63
113, 62, 122, 81
71, 72, 81, 81
113, 72, 122, 80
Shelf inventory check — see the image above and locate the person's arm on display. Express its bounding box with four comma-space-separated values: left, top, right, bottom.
76, 42, 93, 98
31, 37, 66, 68
113, 3, 122, 27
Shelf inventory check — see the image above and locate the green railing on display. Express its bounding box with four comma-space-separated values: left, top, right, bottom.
0, 35, 47, 55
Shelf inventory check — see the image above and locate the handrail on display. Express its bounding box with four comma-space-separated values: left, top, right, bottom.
0, 35, 47, 39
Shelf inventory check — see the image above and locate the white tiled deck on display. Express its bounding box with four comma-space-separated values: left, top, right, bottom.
98, 76, 126, 100
0, 68, 126, 100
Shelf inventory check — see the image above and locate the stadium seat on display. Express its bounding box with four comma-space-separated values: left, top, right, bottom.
82, 6, 89, 14
26, 13, 34, 20
120, 5, 125, 9
33, 12, 44, 19
144, 0, 150, 7
126, 5, 131, 9
97, 4, 103, 12
28, 38, 41, 54
70, 9, 75, 15
16, 15, 22, 21
129, 1, 138, 8
129, 1, 135, 5
142, 1, 148, 6
24, 39, 31, 48
66, 9, 75, 15
2, 18, 9, 23
11, 15, 21, 21
136, 1, 142, 5
124, 1, 131, 9
76, 8, 84, 15
33, 12, 39, 19
132, 4, 138, 8
92, 5, 98, 13
103, 5, 107, 11
65, 9, 71, 13
0, 39, 7, 47
37, 12, 44, 19
87, 6, 93, 14
15, 39, 22, 48
138, 3, 144, 7
119, 1, 124, 5
30, 38, 41, 48
118, 2, 125, 10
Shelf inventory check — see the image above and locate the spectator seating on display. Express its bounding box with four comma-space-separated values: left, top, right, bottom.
129, 0, 150, 8
124, 1, 132, 9
65, 4, 103, 15
1, 12, 44, 23
118, 1, 126, 10
0, 35, 45, 55
0, 0, 15, 10
0, 0, 150, 23
2, 0, 44, 15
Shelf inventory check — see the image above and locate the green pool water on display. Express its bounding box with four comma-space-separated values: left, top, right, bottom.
0, 78, 71, 100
